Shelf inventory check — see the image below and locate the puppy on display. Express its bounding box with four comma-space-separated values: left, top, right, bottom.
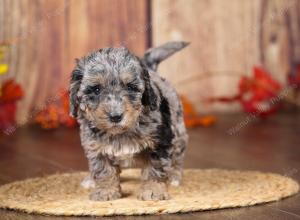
69, 42, 189, 201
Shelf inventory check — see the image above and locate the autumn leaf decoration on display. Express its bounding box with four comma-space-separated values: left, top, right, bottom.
181, 95, 216, 128
0, 42, 25, 133
34, 90, 77, 129
0, 43, 9, 75
0, 64, 8, 75
0, 79, 24, 103
0, 80, 24, 132
207, 67, 282, 117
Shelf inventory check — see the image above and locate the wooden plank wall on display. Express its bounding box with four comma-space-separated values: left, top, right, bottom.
152, 0, 300, 113
0, 0, 150, 123
1, 0, 299, 122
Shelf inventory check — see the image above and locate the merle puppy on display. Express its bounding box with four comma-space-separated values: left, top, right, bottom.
69, 42, 188, 201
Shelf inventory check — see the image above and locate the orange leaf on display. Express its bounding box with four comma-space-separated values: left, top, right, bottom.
0, 79, 24, 103
35, 105, 60, 129
181, 95, 216, 128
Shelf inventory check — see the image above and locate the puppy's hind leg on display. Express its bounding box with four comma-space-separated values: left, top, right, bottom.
80, 158, 96, 189
168, 138, 187, 187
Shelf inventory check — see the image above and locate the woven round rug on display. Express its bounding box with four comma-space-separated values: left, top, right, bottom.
0, 169, 298, 216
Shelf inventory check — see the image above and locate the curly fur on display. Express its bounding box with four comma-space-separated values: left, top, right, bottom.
70, 42, 188, 201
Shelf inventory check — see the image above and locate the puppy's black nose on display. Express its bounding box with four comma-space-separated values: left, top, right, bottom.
109, 113, 123, 123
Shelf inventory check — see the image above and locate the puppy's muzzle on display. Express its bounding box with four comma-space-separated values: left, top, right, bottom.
109, 113, 123, 123
105, 94, 125, 124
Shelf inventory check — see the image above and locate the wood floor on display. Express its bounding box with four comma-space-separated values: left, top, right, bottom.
0, 113, 299, 219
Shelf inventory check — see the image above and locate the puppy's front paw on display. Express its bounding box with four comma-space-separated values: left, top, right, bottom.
89, 187, 121, 201
81, 175, 96, 189
138, 181, 169, 201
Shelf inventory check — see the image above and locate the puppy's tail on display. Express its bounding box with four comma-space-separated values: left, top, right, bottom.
143, 41, 189, 72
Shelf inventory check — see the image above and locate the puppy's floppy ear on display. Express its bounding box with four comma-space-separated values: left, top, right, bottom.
69, 64, 83, 118
141, 65, 158, 111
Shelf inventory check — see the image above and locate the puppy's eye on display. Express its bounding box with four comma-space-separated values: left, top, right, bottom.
92, 85, 101, 95
127, 83, 139, 92
86, 85, 102, 95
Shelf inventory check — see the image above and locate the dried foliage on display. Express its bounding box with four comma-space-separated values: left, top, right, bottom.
0, 79, 24, 132
181, 96, 216, 127
34, 91, 77, 129
208, 67, 283, 117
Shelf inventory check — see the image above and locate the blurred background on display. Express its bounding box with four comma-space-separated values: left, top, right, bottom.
0, 0, 300, 132
0, 1, 300, 219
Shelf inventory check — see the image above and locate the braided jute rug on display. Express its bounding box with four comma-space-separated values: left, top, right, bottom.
0, 169, 298, 216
